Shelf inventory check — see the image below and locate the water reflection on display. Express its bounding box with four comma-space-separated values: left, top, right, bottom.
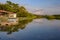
0, 18, 60, 35
0, 18, 60, 40
0, 19, 33, 34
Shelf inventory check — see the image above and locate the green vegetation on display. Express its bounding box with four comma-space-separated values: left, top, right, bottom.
43, 15, 60, 20
0, 1, 36, 18
33, 14, 60, 20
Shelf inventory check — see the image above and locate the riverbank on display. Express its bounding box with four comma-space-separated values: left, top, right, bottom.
35, 15, 60, 20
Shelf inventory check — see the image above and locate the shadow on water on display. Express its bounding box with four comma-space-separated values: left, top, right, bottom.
0, 19, 33, 35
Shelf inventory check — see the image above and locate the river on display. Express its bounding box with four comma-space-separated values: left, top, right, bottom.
0, 18, 60, 40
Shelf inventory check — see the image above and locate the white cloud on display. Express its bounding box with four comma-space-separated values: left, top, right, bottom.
23, 3, 60, 15
43, 6, 60, 15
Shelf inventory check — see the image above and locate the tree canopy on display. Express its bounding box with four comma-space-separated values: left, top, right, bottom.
0, 1, 34, 17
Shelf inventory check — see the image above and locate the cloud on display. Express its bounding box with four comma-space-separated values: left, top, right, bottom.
25, 4, 60, 15
43, 5, 60, 15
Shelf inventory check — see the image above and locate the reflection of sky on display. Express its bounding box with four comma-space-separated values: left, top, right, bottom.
0, 19, 60, 40
0, 0, 60, 15
32, 19, 60, 27
13, 19, 60, 40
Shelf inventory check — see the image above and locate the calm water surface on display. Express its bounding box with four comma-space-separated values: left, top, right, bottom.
0, 18, 60, 40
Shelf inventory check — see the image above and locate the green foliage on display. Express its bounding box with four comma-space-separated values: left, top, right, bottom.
0, 1, 35, 18
43, 15, 60, 20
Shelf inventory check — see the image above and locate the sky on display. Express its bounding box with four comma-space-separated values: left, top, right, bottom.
0, 0, 60, 15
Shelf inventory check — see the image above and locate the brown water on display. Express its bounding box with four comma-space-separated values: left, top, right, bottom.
0, 18, 60, 40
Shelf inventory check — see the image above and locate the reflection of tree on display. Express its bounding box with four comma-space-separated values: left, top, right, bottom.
0, 19, 33, 34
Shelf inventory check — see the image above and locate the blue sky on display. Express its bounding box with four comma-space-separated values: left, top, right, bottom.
0, 0, 60, 15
